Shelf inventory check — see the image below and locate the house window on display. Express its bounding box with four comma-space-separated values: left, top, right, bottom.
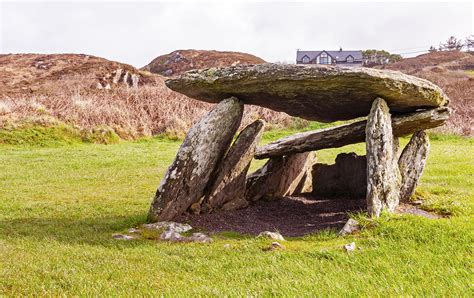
302, 56, 310, 63
346, 56, 354, 63
319, 52, 329, 64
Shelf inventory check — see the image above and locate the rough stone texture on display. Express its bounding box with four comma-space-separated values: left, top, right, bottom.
141, 222, 193, 233
366, 98, 401, 217
312, 153, 367, 198
338, 219, 361, 236
148, 97, 244, 222
398, 131, 430, 201
203, 119, 265, 212
256, 107, 449, 159
257, 231, 285, 241
245, 152, 315, 202
166, 63, 449, 122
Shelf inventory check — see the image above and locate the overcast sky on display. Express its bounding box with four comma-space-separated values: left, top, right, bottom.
1, 1, 472, 67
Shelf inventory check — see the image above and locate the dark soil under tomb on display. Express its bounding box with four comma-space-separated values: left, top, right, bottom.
175, 195, 367, 237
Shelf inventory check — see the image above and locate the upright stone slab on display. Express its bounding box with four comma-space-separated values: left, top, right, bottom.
246, 152, 315, 202
398, 131, 430, 201
147, 97, 243, 222
203, 119, 265, 212
366, 98, 401, 217
312, 153, 367, 198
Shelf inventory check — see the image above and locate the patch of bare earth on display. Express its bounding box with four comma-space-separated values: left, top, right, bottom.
176, 195, 366, 237
176, 196, 442, 237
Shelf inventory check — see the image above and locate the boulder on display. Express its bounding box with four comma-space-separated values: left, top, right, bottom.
245, 152, 315, 202
255, 107, 449, 159
366, 98, 401, 217
166, 63, 449, 122
147, 97, 243, 222
398, 131, 430, 201
312, 153, 367, 198
203, 119, 265, 212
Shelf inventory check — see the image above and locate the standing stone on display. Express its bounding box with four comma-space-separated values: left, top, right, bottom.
147, 97, 243, 222
203, 119, 265, 212
366, 98, 401, 217
398, 130, 430, 201
246, 152, 315, 202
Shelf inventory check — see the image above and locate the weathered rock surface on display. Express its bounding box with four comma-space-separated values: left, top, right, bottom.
245, 152, 315, 202
141, 221, 193, 233
398, 131, 430, 201
338, 219, 361, 236
256, 107, 449, 159
257, 231, 285, 241
166, 63, 449, 122
312, 153, 367, 198
148, 97, 243, 222
366, 98, 401, 217
203, 119, 265, 212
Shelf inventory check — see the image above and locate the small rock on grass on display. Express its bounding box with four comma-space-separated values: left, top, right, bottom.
160, 230, 212, 243
343, 242, 356, 252
112, 234, 135, 240
142, 221, 192, 233
257, 231, 285, 241
338, 218, 360, 236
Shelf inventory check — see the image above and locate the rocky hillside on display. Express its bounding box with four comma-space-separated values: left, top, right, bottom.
0, 54, 155, 97
0, 53, 290, 141
142, 50, 265, 76
377, 51, 474, 135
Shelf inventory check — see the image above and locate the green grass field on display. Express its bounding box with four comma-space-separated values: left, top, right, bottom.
1, 128, 473, 296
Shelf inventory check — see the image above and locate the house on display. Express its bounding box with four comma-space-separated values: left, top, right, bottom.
296, 49, 363, 66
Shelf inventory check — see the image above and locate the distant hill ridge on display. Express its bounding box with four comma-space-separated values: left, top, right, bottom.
141, 49, 266, 76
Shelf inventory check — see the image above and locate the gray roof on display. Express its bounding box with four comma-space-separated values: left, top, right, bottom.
297, 50, 363, 62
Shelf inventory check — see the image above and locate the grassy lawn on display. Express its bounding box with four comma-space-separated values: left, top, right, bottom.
0, 129, 473, 296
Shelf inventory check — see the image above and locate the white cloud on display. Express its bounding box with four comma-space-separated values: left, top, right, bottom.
1, 1, 472, 67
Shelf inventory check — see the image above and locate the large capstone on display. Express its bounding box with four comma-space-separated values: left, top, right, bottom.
147, 97, 243, 222
366, 98, 401, 217
398, 131, 430, 201
245, 152, 315, 202
203, 119, 265, 212
166, 63, 449, 122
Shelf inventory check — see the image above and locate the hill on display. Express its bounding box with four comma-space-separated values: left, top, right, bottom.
377, 51, 474, 135
0, 53, 289, 141
0, 54, 155, 97
142, 50, 265, 76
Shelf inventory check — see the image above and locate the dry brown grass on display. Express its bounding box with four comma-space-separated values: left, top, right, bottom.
0, 75, 293, 139
379, 52, 474, 136
0, 53, 293, 139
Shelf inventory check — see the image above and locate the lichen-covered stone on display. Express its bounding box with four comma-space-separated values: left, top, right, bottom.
203, 119, 265, 212
255, 107, 449, 159
398, 131, 430, 201
245, 152, 315, 201
147, 97, 243, 222
366, 98, 401, 217
166, 63, 449, 122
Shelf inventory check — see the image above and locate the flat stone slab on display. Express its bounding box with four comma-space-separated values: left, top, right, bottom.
165, 63, 449, 122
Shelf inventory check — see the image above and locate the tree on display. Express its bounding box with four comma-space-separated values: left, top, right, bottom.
428, 46, 438, 53
362, 49, 401, 65
440, 36, 464, 51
